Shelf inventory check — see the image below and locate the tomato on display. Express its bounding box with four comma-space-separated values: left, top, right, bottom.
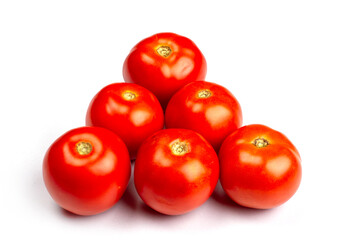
165, 81, 242, 152
123, 32, 207, 108
43, 126, 131, 215
134, 128, 219, 215
86, 83, 164, 159
219, 124, 302, 209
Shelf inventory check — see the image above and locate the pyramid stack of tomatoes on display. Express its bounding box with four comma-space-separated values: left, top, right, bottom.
43, 33, 302, 216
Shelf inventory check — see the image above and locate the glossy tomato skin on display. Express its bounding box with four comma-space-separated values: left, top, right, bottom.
165, 81, 242, 152
219, 124, 302, 209
134, 128, 219, 215
86, 83, 164, 159
43, 127, 131, 216
123, 32, 207, 108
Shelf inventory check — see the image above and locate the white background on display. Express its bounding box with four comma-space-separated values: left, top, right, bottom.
1, 0, 359, 239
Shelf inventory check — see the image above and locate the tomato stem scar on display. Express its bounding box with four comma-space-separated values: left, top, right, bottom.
197, 89, 212, 99
156, 45, 172, 58
76, 141, 93, 155
170, 141, 189, 156
253, 138, 269, 148
122, 91, 137, 100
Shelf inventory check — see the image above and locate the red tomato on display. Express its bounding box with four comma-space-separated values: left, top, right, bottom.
219, 124, 302, 209
86, 83, 164, 159
134, 128, 219, 215
123, 32, 207, 108
43, 126, 131, 215
165, 81, 242, 152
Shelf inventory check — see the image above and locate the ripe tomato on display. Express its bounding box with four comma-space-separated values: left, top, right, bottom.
43, 126, 131, 215
86, 83, 164, 159
123, 32, 207, 108
165, 81, 242, 152
219, 124, 302, 209
134, 128, 219, 215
